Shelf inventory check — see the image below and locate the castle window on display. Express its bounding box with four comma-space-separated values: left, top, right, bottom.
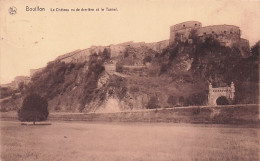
224, 31, 226, 34
195, 24, 197, 26
212, 31, 215, 34
230, 31, 233, 34
204, 32, 206, 35
183, 24, 185, 27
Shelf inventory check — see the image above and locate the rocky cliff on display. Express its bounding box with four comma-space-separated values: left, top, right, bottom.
1, 33, 258, 113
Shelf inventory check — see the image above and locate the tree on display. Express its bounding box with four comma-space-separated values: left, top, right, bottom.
18, 82, 24, 92
251, 41, 259, 59
18, 93, 49, 125
143, 55, 152, 64
102, 48, 111, 61
186, 92, 207, 106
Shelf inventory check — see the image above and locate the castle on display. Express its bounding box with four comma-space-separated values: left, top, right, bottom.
28, 21, 250, 78
169, 21, 250, 57
44, 21, 250, 66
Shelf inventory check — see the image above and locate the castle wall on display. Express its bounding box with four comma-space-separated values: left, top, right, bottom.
54, 21, 250, 64
169, 22, 242, 48
104, 63, 116, 73
109, 42, 135, 58
120, 65, 147, 76
14, 76, 30, 88
109, 41, 147, 58
197, 25, 241, 46
236, 38, 250, 57
30, 68, 44, 77
56, 46, 107, 63
170, 21, 202, 31
170, 21, 202, 44
56, 40, 170, 64
170, 28, 194, 43
55, 50, 81, 61
71, 48, 91, 63
146, 40, 169, 53
197, 25, 240, 37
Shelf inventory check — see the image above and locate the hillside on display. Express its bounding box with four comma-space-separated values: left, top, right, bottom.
1, 36, 259, 112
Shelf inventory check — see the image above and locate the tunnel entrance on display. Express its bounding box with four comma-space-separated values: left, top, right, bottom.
216, 96, 229, 105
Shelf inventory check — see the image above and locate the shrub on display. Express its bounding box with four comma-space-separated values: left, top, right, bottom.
147, 96, 160, 109
0, 87, 15, 99
192, 107, 201, 115
186, 92, 207, 106
129, 86, 139, 93
178, 96, 184, 106
0, 107, 7, 112
18, 93, 49, 125
116, 63, 123, 73
100, 48, 111, 61
143, 56, 152, 64
167, 95, 177, 106
54, 106, 61, 111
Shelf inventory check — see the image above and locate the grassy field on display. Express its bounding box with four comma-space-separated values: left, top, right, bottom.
0, 121, 259, 161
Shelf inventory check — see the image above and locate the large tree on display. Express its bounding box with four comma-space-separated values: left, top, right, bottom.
18, 93, 49, 125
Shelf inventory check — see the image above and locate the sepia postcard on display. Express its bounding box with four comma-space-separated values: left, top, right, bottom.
0, 0, 259, 161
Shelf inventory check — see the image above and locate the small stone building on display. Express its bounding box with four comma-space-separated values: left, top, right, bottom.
208, 82, 235, 106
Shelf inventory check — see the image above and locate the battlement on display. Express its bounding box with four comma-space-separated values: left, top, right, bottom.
197, 25, 240, 36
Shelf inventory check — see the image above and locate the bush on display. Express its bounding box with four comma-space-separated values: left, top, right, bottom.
192, 107, 201, 115
143, 56, 152, 64
116, 63, 123, 73
186, 92, 207, 106
18, 93, 49, 124
54, 106, 61, 111
0, 87, 15, 99
0, 107, 7, 112
167, 95, 177, 106
147, 96, 160, 109
129, 86, 139, 93
178, 96, 184, 106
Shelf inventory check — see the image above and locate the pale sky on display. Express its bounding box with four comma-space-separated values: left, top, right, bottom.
0, 0, 260, 84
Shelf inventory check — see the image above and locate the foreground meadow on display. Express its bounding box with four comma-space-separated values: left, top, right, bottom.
0, 121, 259, 161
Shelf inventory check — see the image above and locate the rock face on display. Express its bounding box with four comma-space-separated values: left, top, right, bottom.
10, 21, 257, 113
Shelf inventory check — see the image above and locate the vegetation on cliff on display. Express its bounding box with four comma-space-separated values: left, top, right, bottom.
3, 35, 258, 112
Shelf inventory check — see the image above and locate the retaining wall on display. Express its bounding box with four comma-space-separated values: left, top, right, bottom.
1, 104, 258, 124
